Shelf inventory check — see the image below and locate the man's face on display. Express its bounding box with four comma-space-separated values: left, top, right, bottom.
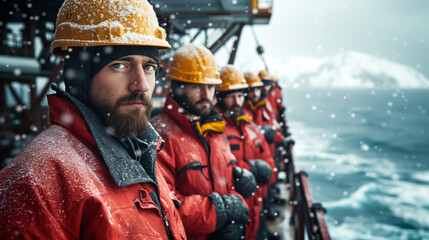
247, 87, 261, 103
182, 84, 215, 118
90, 55, 158, 137
262, 84, 272, 97
222, 91, 245, 117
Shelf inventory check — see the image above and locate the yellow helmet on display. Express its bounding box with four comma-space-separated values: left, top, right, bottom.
258, 69, 274, 81
216, 65, 248, 92
166, 44, 222, 84
271, 75, 279, 82
51, 0, 171, 56
244, 72, 263, 88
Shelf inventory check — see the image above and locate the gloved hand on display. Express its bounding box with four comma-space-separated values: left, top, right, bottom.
211, 223, 246, 240
281, 137, 295, 148
233, 167, 256, 198
209, 192, 250, 232
248, 159, 272, 184
260, 125, 276, 144
221, 194, 250, 224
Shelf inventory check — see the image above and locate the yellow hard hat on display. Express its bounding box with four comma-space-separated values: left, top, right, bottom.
216, 65, 248, 92
258, 69, 274, 81
51, 0, 171, 56
271, 75, 279, 82
244, 72, 263, 88
166, 44, 222, 84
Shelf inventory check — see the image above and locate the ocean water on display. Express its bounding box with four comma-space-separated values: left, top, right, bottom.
282, 88, 429, 240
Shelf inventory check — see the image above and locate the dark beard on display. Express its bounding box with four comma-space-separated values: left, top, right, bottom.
184, 98, 213, 118
224, 105, 242, 119
99, 93, 152, 138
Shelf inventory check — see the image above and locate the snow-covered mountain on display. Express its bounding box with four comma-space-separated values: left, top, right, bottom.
263, 51, 429, 89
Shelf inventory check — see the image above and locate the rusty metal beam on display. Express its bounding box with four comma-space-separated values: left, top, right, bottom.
1, 61, 63, 166
6, 82, 24, 106
209, 23, 241, 54
190, 28, 204, 43
0, 83, 5, 107
228, 23, 244, 64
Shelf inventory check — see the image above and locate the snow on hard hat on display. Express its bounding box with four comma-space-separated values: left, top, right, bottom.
244, 72, 263, 88
258, 69, 274, 81
166, 44, 222, 85
51, 0, 170, 56
216, 65, 248, 92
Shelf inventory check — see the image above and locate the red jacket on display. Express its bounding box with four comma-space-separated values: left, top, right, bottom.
0, 95, 186, 240
151, 95, 243, 240
243, 99, 284, 155
266, 86, 285, 122
218, 108, 278, 240
219, 110, 277, 185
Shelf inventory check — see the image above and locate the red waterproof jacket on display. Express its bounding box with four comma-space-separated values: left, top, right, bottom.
243, 99, 284, 155
151, 95, 244, 240
266, 86, 286, 123
217, 107, 278, 239
0, 95, 186, 240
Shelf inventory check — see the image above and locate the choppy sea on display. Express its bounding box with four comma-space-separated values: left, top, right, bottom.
282, 88, 429, 240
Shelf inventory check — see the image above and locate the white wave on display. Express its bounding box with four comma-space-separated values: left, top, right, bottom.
289, 120, 398, 177
324, 182, 379, 209
411, 170, 429, 183
327, 215, 429, 240
325, 179, 429, 230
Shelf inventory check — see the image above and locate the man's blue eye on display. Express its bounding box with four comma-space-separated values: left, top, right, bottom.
112, 63, 126, 69
144, 65, 157, 71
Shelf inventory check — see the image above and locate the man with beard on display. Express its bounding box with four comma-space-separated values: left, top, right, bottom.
151, 44, 255, 240
243, 72, 285, 156
215, 65, 278, 240
259, 70, 291, 137
0, 0, 186, 239
243, 72, 295, 225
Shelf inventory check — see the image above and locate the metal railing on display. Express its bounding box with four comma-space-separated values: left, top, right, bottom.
284, 143, 331, 240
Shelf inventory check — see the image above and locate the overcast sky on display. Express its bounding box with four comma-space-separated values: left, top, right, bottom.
230, 0, 429, 77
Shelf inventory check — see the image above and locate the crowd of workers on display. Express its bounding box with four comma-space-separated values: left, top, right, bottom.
0, 0, 293, 239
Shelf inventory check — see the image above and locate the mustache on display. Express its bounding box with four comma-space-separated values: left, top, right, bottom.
115, 93, 151, 108
196, 99, 212, 105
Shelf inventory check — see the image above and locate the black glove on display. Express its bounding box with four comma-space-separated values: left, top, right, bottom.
233, 167, 256, 198
211, 223, 246, 240
261, 125, 276, 144
221, 194, 250, 224
209, 193, 250, 232
281, 137, 295, 148
248, 159, 272, 184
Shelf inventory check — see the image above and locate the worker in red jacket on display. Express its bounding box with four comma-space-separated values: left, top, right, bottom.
151, 44, 255, 240
243, 72, 295, 225
0, 0, 186, 239
259, 70, 291, 137
243, 72, 286, 156
215, 65, 279, 240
